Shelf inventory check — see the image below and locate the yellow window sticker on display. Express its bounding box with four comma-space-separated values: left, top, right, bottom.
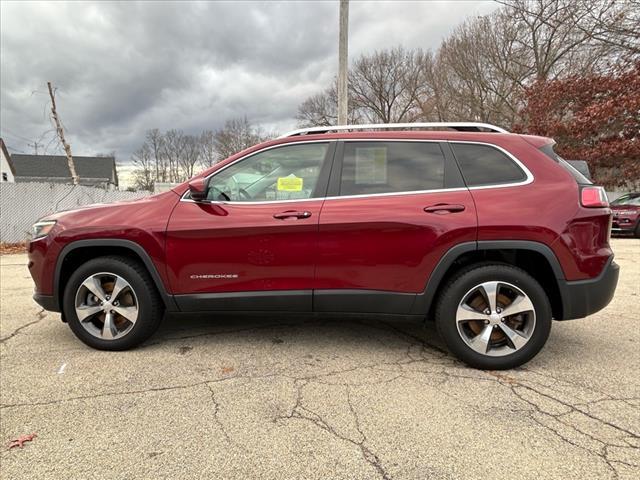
277, 176, 303, 192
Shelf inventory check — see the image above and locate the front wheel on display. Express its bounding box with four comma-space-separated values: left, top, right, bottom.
63, 256, 164, 350
435, 264, 552, 370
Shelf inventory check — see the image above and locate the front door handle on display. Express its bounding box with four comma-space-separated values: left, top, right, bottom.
424, 204, 466, 214
273, 210, 312, 220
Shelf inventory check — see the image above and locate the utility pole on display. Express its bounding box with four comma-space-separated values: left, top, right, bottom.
28, 140, 43, 155
337, 0, 349, 125
47, 81, 79, 185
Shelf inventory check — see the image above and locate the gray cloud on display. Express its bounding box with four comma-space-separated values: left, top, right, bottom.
0, 0, 497, 162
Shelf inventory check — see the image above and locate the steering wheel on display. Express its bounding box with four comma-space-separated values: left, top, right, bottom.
209, 187, 230, 202
238, 188, 251, 201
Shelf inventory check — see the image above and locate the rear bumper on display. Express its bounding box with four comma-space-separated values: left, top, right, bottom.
33, 293, 60, 312
558, 257, 619, 320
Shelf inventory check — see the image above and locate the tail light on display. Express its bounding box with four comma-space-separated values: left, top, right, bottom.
580, 186, 609, 208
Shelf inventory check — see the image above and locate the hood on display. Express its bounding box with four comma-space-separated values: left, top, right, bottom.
39, 190, 178, 222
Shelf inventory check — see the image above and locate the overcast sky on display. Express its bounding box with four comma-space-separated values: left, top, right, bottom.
1, 0, 498, 164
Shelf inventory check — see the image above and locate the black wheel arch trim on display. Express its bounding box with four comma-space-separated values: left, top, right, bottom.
414, 239, 617, 320
53, 239, 179, 313
412, 240, 570, 317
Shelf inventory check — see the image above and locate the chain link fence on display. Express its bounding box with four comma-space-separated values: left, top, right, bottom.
0, 182, 151, 243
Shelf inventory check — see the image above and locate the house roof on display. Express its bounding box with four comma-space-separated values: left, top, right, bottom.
0, 138, 16, 175
10, 154, 116, 182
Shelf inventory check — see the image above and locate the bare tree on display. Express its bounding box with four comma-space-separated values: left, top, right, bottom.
145, 129, 166, 183
213, 117, 268, 160
348, 46, 431, 123
47, 82, 79, 184
429, 13, 528, 126
131, 144, 155, 191
298, 47, 431, 126
129, 119, 271, 188
161, 130, 187, 183
179, 134, 201, 179
296, 81, 361, 127
199, 130, 217, 168
496, 0, 626, 80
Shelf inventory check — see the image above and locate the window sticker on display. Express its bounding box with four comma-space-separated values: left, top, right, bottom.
277, 175, 304, 192
355, 147, 387, 184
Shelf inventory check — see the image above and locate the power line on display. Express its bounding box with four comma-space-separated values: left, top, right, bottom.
0, 128, 33, 143
6, 145, 27, 154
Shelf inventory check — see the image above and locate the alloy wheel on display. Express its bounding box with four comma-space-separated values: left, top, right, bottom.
455, 281, 536, 357
74, 272, 139, 340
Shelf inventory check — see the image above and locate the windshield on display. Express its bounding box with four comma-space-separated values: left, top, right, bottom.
611, 193, 640, 206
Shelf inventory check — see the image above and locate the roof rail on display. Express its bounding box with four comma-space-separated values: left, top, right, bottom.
279, 122, 509, 138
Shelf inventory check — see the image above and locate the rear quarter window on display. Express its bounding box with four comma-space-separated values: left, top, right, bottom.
539, 143, 592, 185
451, 143, 527, 187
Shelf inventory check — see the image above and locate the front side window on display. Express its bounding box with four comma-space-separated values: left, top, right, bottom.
206, 143, 329, 202
339, 142, 445, 196
452, 143, 527, 187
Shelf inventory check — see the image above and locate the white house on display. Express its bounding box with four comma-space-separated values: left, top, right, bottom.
0, 138, 16, 183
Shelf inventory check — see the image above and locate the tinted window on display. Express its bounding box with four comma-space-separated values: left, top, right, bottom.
539, 144, 592, 185
452, 143, 527, 187
206, 143, 328, 202
611, 193, 640, 206
339, 142, 445, 196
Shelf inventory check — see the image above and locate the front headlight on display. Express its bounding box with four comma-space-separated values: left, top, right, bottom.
32, 220, 57, 240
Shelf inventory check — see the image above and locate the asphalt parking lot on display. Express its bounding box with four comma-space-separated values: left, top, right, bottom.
1, 239, 638, 480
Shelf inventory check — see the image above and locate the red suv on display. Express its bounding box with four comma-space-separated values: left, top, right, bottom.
610, 193, 640, 237
28, 123, 619, 369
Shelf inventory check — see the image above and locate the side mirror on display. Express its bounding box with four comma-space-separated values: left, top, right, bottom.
188, 178, 208, 201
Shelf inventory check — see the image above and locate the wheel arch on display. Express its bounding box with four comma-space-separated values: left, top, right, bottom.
413, 240, 567, 320
54, 239, 178, 315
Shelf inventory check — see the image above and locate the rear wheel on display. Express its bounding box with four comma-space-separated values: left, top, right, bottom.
63, 256, 163, 350
435, 264, 551, 370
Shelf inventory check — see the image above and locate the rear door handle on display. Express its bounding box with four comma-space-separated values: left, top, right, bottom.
273, 210, 312, 220
424, 204, 466, 214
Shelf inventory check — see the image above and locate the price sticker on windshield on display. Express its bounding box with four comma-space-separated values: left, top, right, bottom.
277, 176, 303, 192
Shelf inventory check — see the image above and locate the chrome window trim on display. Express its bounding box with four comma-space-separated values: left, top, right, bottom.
180, 138, 534, 205
180, 140, 333, 205
448, 140, 534, 190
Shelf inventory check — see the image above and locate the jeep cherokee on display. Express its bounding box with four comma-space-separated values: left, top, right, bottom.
28, 122, 619, 369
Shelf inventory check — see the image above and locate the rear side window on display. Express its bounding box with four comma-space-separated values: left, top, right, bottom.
340, 142, 445, 196
451, 143, 527, 187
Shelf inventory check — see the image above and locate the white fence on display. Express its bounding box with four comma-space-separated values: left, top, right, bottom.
0, 182, 151, 243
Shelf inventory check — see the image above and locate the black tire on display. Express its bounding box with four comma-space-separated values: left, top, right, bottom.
63, 255, 164, 350
635, 221, 640, 238
435, 263, 552, 370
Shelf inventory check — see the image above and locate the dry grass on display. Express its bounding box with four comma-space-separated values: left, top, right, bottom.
0, 242, 27, 255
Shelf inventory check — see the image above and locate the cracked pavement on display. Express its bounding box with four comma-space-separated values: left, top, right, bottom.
1, 239, 638, 479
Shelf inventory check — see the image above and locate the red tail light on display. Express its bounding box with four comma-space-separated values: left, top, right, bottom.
580, 186, 609, 208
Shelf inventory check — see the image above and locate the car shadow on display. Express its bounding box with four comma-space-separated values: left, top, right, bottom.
150, 312, 449, 356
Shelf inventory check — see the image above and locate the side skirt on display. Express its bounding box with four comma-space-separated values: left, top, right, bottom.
173, 289, 417, 314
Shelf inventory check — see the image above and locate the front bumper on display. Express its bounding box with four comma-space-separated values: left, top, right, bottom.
558, 257, 620, 320
611, 218, 637, 234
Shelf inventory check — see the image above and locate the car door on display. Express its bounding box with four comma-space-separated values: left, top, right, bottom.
314, 140, 477, 314
166, 141, 335, 312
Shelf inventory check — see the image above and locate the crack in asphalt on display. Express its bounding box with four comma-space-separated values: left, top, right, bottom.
485, 372, 640, 479
205, 383, 235, 446
274, 379, 392, 480
1, 314, 637, 478
0, 309, 47, 344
